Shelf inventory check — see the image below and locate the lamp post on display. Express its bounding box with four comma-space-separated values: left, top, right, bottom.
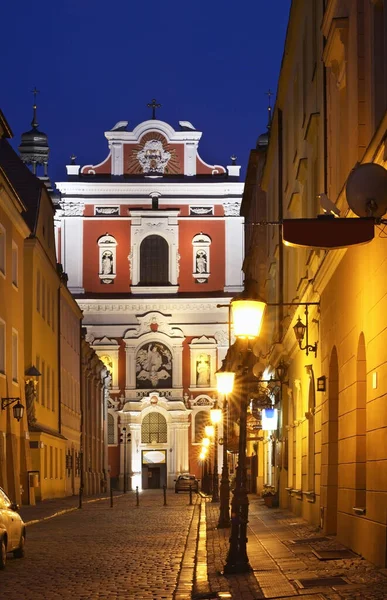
202, 436, 211, 494
224, 283, 266, 574
210, 404, 222, 503
216, 364, 235, 528
121, 427, 131, 493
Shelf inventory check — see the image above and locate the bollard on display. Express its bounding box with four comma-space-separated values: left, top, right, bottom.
163, 484, 167, 506
136, 485, 139, 507
78, 486, 83, 509
189, 484, 193, 505
110, 486, 113, 508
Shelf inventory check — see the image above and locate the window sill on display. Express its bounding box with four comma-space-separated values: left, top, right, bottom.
131, 285, 179, 295
304, 490, 316, 503
353, 507, 366, 516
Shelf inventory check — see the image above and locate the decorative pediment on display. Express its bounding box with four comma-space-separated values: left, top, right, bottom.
190, 336, 216, 346
323, 17, 348, 90
93, 336, 119, 346
123, 311, 184, 339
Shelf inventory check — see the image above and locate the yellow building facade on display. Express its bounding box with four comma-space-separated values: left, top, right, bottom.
244, 0, 387, 566
0, 113, 32, 505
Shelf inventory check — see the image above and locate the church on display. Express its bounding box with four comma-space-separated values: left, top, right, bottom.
54, 107, 245, 490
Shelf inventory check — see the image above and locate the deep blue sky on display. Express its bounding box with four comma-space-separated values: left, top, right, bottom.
3, 0, 291, 182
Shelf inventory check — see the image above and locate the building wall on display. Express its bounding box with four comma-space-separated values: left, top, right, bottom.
245, 0, 387, 568
60, 281, 82, 496
0, 168, 31, 505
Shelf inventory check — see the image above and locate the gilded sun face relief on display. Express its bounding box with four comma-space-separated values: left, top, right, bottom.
126, 132, 180, 175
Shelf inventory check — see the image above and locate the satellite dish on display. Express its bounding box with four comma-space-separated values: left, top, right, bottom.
346, 163, 387, 218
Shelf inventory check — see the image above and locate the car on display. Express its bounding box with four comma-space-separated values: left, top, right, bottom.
174, 474, 199, 494
0, 487, 26, 569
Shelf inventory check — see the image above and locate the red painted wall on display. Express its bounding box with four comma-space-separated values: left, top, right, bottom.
178, 220, 225, 292
83, 220, 131, 293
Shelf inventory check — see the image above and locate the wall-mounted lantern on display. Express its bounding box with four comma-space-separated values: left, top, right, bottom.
1, 397, 24, 421
317, 375, 326, 392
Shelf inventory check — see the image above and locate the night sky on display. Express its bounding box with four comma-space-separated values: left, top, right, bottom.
3, 0, 291, 182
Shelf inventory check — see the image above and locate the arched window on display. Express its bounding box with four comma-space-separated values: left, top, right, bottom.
141, 412, 167, 444
140, 235, 169, 285
194, 410, 210, 443
108, 413, 115, 445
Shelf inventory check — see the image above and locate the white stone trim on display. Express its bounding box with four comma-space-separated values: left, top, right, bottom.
129, 210, 179, 287
97, 233, 117, 284
56, 181, 244, 197
224, 216, 244, 292
130, 285, 179, 295
62, 216, 84, 293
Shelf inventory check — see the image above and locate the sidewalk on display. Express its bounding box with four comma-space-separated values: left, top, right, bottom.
199, 495, 387, 600
19, 492, 116, 525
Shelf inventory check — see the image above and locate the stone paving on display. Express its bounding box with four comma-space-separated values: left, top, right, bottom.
3, 490, 387, 599
1, 490, 197, 600
201, 496, 387, 600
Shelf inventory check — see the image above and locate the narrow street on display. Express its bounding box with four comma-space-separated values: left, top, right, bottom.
1, 491, 197, 600
2, 491, 387, 600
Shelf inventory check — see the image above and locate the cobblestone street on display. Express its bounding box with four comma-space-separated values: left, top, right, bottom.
1, 491, 197, 600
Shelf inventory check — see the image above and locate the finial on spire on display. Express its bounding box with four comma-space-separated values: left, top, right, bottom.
31, 86, 40, 129
147, 98, 161, 120
230, 154, 237, 165
265, 89, 273, 130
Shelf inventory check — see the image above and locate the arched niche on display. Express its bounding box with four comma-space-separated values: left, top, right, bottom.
140, 235, 169, 285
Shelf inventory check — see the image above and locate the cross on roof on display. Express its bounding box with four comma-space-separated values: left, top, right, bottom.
265, 89, 273, 108
147, 98, 161, 120
32, 86, 40, 104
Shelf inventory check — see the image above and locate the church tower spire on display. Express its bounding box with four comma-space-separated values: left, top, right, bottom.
19, 88, 50, 180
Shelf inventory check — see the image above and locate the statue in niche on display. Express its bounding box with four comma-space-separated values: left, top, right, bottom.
196, 354, 210, 386
101, 251, 113, 275
136, 342, 172, 388
25, 380, 37, 425
196, 250, 207, 274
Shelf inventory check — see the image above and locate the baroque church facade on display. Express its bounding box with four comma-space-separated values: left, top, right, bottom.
55, 115, 244, 490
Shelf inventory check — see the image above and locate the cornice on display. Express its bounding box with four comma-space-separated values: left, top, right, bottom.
77, 297, 231, 314
55, 181, 244, 197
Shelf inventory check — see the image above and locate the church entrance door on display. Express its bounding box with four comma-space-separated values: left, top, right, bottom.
148, 466, 161, 489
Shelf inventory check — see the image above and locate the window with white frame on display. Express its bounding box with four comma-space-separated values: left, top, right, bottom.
192, 233, 211, 284
97, 233, 117, 284
0, 320, 5, 375
11, 241, 18, 287
0, 224, 5, 276
12, 329, 18, 383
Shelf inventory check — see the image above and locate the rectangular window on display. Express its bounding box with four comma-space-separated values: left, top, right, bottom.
52, 371, 55, 412
36, 271, 41, 313
60, 449, 63, 479
55, 447, 58, 479
44, 445, 48, 478
47, 367, 51, 410
0, 224, 5, 276
0, 320, 5, 375
52, 294, 55, 332
41, 361, 45, 406
42, 278, 46, 320
49, 446, 53, 478
12, 242, 18, 288
12, 329, 18, 383
47, 288, 51, 326
35, 356, 40, 402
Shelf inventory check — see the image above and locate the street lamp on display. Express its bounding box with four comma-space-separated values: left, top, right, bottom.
1, 397, 24, 421
210, 403, 222, 503
216, 362, 235, 528
224, 283, 266, 574
120, 426, 131, 493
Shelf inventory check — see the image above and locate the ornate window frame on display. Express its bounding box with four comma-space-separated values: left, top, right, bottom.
97, 233, 117, 284
107, 410, 119, 445
192, 233, 211, 283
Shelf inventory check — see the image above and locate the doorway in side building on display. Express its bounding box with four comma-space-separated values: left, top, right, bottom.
142, 450, 167, 489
